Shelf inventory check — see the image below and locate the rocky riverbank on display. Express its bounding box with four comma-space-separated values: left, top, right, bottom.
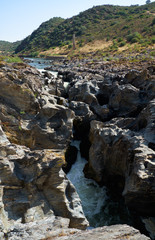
0, 59, 154, 239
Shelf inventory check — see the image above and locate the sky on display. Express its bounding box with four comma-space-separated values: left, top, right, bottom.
0, 0, 150, 42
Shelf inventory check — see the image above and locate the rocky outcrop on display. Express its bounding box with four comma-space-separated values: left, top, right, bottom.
84, 119, 155, 215
78, 65, 155, 218
0, 63, 74, 149
5, 222, 150, 240
0, 59, 154, 239
0, 62, 88, 237
0, 128, 88, 231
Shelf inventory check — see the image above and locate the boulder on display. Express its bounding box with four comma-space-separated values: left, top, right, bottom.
109, 83, 141, 116
44, 224, 150, 240
0, 126, 88, 235
0, 63, 75, 150
84, 120, 155, 216
0, 63, 88, 237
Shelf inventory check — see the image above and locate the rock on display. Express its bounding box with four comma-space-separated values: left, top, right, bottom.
0, 59, 154, 239
84, 120, 155, 216
109, 83, 141, 116
135, 99, 155, 144
0, 62, 88, 237
45, 224, 150, 240
142, 217, 155, 240
0, 63, 75, 150
0, 127, 88, 234
125, 69, 149, 89
63, 145, 78, 173
68, 80, 112, 120
6, 216, 80, 240
68, 79, 99, 106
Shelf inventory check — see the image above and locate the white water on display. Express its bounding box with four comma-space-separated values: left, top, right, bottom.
38, 68, 58, 78
26, 58, 134, 229
67, 141, 108, 227
25, 57, 58, 77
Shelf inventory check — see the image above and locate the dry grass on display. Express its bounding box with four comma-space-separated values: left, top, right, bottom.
40, 46, 68, 57
39, 40, 112, 57
78, 40, 112, 53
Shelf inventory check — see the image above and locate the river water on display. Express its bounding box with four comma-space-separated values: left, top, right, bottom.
67, 141, 132, 228
25, 57, 58, 77
26, 57, 133, 228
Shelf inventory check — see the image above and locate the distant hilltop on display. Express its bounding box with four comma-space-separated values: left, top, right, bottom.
1, 2, 155, 57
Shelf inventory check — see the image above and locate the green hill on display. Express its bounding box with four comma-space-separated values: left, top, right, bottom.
15, 3, 155, 56
0, 40, 21, 54
15, 17, 64, 55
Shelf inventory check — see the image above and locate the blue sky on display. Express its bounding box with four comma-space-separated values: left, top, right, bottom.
0, 0, 150, 42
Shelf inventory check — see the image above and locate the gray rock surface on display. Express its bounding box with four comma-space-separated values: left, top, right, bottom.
0, 60, 154, 239
84, 119, 155, 215
45, 224, 150, 240
0, 62, 88, 237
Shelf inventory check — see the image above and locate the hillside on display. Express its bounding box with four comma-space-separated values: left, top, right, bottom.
0, 40, 21, 54
15, 17, 64, 55
15, 3, 155, 56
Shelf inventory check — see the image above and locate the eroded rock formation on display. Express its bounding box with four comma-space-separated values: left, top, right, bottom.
0, 62, 88, 238
0, 59, 154, 239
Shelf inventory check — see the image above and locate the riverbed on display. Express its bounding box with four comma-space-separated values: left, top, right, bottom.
26, 57, 134, 228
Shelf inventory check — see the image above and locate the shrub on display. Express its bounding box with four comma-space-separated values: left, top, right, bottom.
151, 36, 155, 44
119, 41, 126, 47
123, 25, 129, 29
68, 44, 72, 49
126, 32, 142, 43
152, 18, 155, 25
117, 37, 123, 42
5, 56, 23, 63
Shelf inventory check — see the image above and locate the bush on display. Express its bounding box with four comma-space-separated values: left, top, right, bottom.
152, 18, 155, 25
68, 44, 72, 49
117, 37, 123, 42
119, 41, 126, 47
31, 52, 39, 57
126, 32, 142, 43
5, 56, 23, 63
151, 36, 155, 44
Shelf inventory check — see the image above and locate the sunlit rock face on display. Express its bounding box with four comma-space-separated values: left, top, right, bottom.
0, 62, 88, 237
0, 62, 74, 150
0, 59, 154, 239
81, 66, 155, 217
85, 119, 155, 215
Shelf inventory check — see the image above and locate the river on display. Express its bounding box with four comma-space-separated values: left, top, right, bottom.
26, 57, 133, 228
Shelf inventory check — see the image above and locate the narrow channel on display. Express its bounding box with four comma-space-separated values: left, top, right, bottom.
67, 141, 132, 228
26, 57, 133, 229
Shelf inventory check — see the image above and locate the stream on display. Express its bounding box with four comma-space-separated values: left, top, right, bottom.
67, 141, 132, 228
26, 58, 133, 228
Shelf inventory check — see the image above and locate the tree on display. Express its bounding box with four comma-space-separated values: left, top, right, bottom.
146, 0, 151, 4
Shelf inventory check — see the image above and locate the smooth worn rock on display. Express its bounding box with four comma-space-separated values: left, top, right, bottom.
109, 83, 140, 116
0, 127, 88, 234
6, 216, 80, 240
45, 224, 150, 240
0, 59, 154, 239
0, 63, 88, 237
0, 63, 74, 150
84, 120, 155, 216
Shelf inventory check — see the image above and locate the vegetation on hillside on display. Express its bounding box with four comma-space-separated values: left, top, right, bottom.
0, 55, 23, 63
15, 17, 64, 55
15, 2, 155, 56
0, 40, 21, 54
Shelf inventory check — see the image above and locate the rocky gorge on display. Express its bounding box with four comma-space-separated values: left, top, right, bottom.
0, 58, 154, 239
